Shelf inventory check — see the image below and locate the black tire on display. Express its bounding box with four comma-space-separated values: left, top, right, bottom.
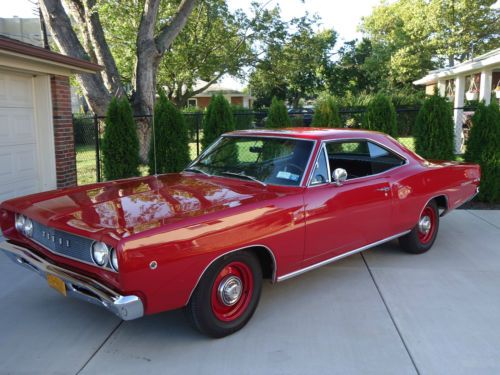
399, 200, 439, 254
185, 251, 262, 338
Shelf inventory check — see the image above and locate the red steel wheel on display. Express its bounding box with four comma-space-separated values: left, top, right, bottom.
211, 261, 254, 322
186, 251, 262, 338
417, 206, 437, 244
399, 200, 440, 254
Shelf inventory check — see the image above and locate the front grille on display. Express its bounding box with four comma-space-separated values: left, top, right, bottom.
32, 221, 95, 266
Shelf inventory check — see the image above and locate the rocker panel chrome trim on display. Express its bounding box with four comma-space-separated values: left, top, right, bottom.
277, 230, 411, 282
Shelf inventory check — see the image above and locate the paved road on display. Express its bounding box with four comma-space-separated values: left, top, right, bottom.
1, 210, 499, 374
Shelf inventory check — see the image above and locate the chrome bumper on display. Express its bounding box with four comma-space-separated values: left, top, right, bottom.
0, 241, 143, 321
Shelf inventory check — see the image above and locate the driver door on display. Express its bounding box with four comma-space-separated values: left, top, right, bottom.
303, 141, 394, 261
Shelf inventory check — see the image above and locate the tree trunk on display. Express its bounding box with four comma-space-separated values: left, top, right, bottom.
39, 0, 111, 115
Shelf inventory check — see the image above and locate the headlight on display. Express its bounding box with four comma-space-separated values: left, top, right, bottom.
91, 241, 109, 266
15, 215, 33, 237
23, 218, 33, 237
15, 214, 26, 232
110, 248, 119, 271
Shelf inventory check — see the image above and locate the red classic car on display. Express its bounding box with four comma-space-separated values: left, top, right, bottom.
0, 128, 480, 337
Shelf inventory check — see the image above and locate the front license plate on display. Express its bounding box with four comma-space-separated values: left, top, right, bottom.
47, 274, 67, 296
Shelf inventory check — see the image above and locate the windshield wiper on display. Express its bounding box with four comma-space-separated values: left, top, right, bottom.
221, 171, 267, 186
184, 167, 211, 176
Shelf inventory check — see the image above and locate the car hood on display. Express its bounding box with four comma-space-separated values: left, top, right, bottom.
9, 174, 280, 237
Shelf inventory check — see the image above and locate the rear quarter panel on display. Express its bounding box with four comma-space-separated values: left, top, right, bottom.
391, 161, 480, 233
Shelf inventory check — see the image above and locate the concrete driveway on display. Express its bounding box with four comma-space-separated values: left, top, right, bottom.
1, 209, 499, 375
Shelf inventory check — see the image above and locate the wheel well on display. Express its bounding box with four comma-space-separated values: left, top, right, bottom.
245, 246, 276, 281
432, 195, 448, 215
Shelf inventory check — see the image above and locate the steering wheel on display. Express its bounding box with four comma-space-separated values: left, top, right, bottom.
284, 163, 304, 175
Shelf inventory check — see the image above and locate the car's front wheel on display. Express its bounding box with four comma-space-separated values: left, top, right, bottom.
399, 200, 439, 254
186, 251, 262, 338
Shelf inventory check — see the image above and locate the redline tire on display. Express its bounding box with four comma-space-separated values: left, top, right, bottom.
186, 251, 262, 338
399, 200, 439, 254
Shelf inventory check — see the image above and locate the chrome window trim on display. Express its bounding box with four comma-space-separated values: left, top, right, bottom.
307, 137, 410, 186
277, 229, 411, 282
307, 143, 331, 187
188, 134, 317, 187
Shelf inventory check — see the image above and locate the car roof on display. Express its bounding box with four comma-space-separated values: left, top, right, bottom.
227, 127, 387, 141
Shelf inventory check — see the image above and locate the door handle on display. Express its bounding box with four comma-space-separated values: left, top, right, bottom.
376, 187, 391, 192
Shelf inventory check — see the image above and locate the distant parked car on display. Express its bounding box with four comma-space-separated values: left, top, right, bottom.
288, 107, 314, 126
0, 128, 480, 337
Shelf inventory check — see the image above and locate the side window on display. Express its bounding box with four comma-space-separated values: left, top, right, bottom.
325, 140, 404, 180
310, 147, 329, 185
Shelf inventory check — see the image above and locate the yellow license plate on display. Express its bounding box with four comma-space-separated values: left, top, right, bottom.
47, 274, 67, 296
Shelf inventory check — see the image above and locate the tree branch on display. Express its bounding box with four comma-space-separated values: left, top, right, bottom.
155, 0, 197, 54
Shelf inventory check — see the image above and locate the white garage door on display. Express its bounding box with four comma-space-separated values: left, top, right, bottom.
0, 70, 40, 202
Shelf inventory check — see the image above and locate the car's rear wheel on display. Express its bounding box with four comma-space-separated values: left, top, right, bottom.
399, 200, 439, 254
186, 251, 262, 338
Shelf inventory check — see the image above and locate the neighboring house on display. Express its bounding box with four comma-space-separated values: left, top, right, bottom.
0, 36, 101, 202
187, 82, 254, 109
413, 48, 500, 153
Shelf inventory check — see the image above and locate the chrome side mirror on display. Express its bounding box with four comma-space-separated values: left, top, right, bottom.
332, 168, 347, 186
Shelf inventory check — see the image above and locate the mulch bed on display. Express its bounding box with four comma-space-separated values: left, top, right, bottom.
458, 200, 500, 210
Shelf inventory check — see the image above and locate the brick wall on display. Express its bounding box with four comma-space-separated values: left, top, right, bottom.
50, 75, 77, 188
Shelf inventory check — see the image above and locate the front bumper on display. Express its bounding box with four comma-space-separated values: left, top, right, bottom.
0, 241, 144, 320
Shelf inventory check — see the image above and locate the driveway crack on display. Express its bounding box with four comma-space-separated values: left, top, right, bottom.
75, 320, 123, 374
466, 210, 500, 231
361, 252, 421, 375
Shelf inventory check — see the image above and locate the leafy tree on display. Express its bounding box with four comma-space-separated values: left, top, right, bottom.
360, 0, 499, 89
249, 11, 337, 107
202, 94, 235, 150
312, 94, 341, 127
148, 91, 190, 174
464, 102, 500, 203
414, 93, 455, 160
266, 97, 290, 128
102, 97, 140, 180
363, 94, 398, 136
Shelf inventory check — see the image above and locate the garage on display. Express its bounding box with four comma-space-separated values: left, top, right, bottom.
0, 36, 101, 202
0, 70, 42, 201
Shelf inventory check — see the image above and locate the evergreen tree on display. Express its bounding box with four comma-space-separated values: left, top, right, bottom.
312, 94, 341, 127
464, 102, 500, 203
148, 91, 190, 174
414, 93, 455, 160
202, 94, 235, 150
101, 97, 140, 180
266, 97, 290, 128
363, 93, 397, 136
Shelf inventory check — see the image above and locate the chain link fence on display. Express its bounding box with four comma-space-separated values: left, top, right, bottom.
73, 106, 475, 185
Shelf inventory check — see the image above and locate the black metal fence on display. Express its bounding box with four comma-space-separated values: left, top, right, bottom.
73, 106, 475, 185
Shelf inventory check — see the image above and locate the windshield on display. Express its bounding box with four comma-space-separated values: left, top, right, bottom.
189, 136, 314, 186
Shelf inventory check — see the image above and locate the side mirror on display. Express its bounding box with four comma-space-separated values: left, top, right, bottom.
332, 168, 347, 186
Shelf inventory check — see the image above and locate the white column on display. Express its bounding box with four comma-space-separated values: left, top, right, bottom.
479, 70, 492, 105
453, 75, 465, 154
437, 79, 446, 96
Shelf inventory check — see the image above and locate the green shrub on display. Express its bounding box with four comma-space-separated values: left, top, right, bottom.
182, 106, 203, 142
202, 94, 235, 150
101, 97, 140, 180
73, 115, 95, 145
414, 93, 455, 160
312, 94, 341, 127
148, 91, 190, 174
464, 102, 500, 203
232, 105, 254, 130
265, 97, 290, 128
363, 93, 398, 136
